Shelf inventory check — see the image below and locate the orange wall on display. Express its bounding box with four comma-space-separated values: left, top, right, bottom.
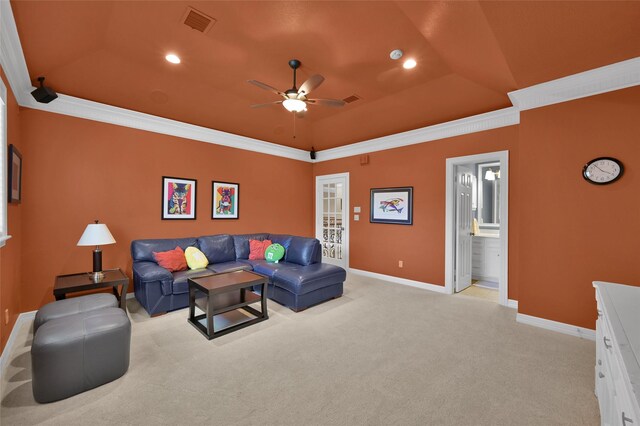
313, 126, 520, 299
314, 85, 640, 330
517, 86, 640, 328
18, 110, 313, 312
0, 69, 23, 353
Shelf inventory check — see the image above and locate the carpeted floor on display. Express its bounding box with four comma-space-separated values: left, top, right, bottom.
1, 273, 599, 425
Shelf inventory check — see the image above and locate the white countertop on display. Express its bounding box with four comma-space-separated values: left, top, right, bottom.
473, 233, 499, 239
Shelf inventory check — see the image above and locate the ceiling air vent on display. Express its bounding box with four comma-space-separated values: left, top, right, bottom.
182, 7, 216, 33
343, 94, 361, 104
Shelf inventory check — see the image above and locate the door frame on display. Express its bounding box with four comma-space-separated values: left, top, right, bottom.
315, 172, 350, 269
444, 151, 509, 306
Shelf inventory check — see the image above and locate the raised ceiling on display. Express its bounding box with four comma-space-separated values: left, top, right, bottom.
11, 1, 640, 151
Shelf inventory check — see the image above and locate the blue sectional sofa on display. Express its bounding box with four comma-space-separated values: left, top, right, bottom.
131, 233, 346, 316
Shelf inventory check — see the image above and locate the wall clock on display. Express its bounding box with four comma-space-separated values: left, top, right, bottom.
582, 157, 624, 185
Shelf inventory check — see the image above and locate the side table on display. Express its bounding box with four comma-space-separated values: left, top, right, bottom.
54, 268, 129, 310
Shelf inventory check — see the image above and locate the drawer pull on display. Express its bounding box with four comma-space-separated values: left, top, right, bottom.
622, 412, 633, 425
598, 359, 602, 366
598, 372, 605, 379
603, 337, 612, 349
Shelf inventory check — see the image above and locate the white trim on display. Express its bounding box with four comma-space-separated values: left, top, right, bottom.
20, 94, 311, 162
508, 57, 640, 111
445, 151, 509, 306
349, 268, 447, 294
0, 310, 36, 376
316, 173, 350, 269
507, 299, 518, 310
516, 313, 595, 341
315, 107, 519, 162
0, 0, 32, 105
0, 74, 7, 248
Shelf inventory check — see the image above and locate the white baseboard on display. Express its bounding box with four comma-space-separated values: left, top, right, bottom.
0, 310, 36, 376
507, 299, 518, 310
516, 313, 595, 340
349, 268, 447, 294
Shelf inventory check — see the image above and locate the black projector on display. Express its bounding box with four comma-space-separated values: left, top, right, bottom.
31, 77, 58, 104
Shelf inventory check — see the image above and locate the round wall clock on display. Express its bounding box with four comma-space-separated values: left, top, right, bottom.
582, 157, 624, 185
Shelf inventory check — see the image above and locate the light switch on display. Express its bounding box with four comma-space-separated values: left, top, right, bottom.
354, 206, 361, 213
354, 214, 360, 221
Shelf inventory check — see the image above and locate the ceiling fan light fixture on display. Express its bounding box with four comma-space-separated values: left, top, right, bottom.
403, 58, 417, 69
165, 53, 181, 64
283, 98, 307, 113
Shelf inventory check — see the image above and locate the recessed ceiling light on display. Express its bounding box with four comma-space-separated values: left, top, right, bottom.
403, 58, 417, 69
165, 54, 181, 64
389, 49, 403, 60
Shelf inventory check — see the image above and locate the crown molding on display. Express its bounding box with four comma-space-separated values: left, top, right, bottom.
0, 0, 31, 105
508, 57, 640, 111
20, 94, 311, 162
314, 107, 520, 162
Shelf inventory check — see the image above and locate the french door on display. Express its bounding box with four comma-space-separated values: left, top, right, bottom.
315, 173, 349, 268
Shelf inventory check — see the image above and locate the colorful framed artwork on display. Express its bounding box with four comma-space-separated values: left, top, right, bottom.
8, 144, 22, 204
370, 187, 413, 225
162, 176, 196, 220
212, 181, 239, 219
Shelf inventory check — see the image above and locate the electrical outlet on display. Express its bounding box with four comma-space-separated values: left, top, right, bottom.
4, 309, 8, 325
398, 260, 403, 268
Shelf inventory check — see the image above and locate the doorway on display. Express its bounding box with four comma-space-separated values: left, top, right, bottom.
315, 173, 349, 269
445, 151, 509, 306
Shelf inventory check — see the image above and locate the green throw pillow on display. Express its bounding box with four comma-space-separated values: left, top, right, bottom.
265, 243, 285, 263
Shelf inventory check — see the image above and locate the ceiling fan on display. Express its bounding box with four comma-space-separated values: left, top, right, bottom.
248, 59, 345, 116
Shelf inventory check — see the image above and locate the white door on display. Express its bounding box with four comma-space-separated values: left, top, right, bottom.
316, 173, 349, 268
455, 166, 473, 292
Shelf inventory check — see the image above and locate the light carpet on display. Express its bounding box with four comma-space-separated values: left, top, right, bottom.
1, 273, 598, 425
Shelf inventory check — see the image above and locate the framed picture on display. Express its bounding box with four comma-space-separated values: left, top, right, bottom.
212, 181, 239, 219
370, 187, 413, 225
162, 176, 196, 220
8, 144, 22, 204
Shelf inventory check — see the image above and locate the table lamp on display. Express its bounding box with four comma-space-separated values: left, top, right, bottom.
77, 220, 116, 282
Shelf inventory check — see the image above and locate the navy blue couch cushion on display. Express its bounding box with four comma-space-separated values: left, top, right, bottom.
198, 234, 236, 264
248, 260, 299, 278
207, 261, 251, 274
267, 234, 293, 250
232, 233, 270, 259
285, 236, 320, 266
171, 269, 213, 295
131, 238, 198, 263
273, 263, 347, 295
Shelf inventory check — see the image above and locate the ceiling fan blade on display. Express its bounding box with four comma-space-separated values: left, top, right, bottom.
298, 74, 325, 96
250, 101, 283, 108
247, 80, 285, 97
307, 98, 345, 108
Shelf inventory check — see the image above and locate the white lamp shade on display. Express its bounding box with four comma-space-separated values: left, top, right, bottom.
485, 170, 495, 181
77, 223, 116, 246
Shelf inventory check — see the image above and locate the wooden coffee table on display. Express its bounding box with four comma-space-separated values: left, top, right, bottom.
187, 270, 268, 340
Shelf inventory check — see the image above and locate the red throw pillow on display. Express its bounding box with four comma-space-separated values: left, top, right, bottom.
249, 239, 272, 260
153, 246, 188, 272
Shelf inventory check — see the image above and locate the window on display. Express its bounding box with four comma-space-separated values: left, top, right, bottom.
0, 77, 9, 247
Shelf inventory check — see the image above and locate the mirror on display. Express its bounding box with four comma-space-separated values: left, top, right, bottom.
477, 162, 500, 228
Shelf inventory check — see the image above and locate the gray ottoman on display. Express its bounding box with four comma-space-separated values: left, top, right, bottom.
31, 307, 131, 403
34, 293, 118, 333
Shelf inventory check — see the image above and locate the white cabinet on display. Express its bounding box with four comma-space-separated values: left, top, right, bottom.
593, 282, 640, 426
471, 236, 499, 281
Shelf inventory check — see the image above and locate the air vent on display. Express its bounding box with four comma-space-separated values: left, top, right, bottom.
181, 7, 216, 33
343, 94, 361, 104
